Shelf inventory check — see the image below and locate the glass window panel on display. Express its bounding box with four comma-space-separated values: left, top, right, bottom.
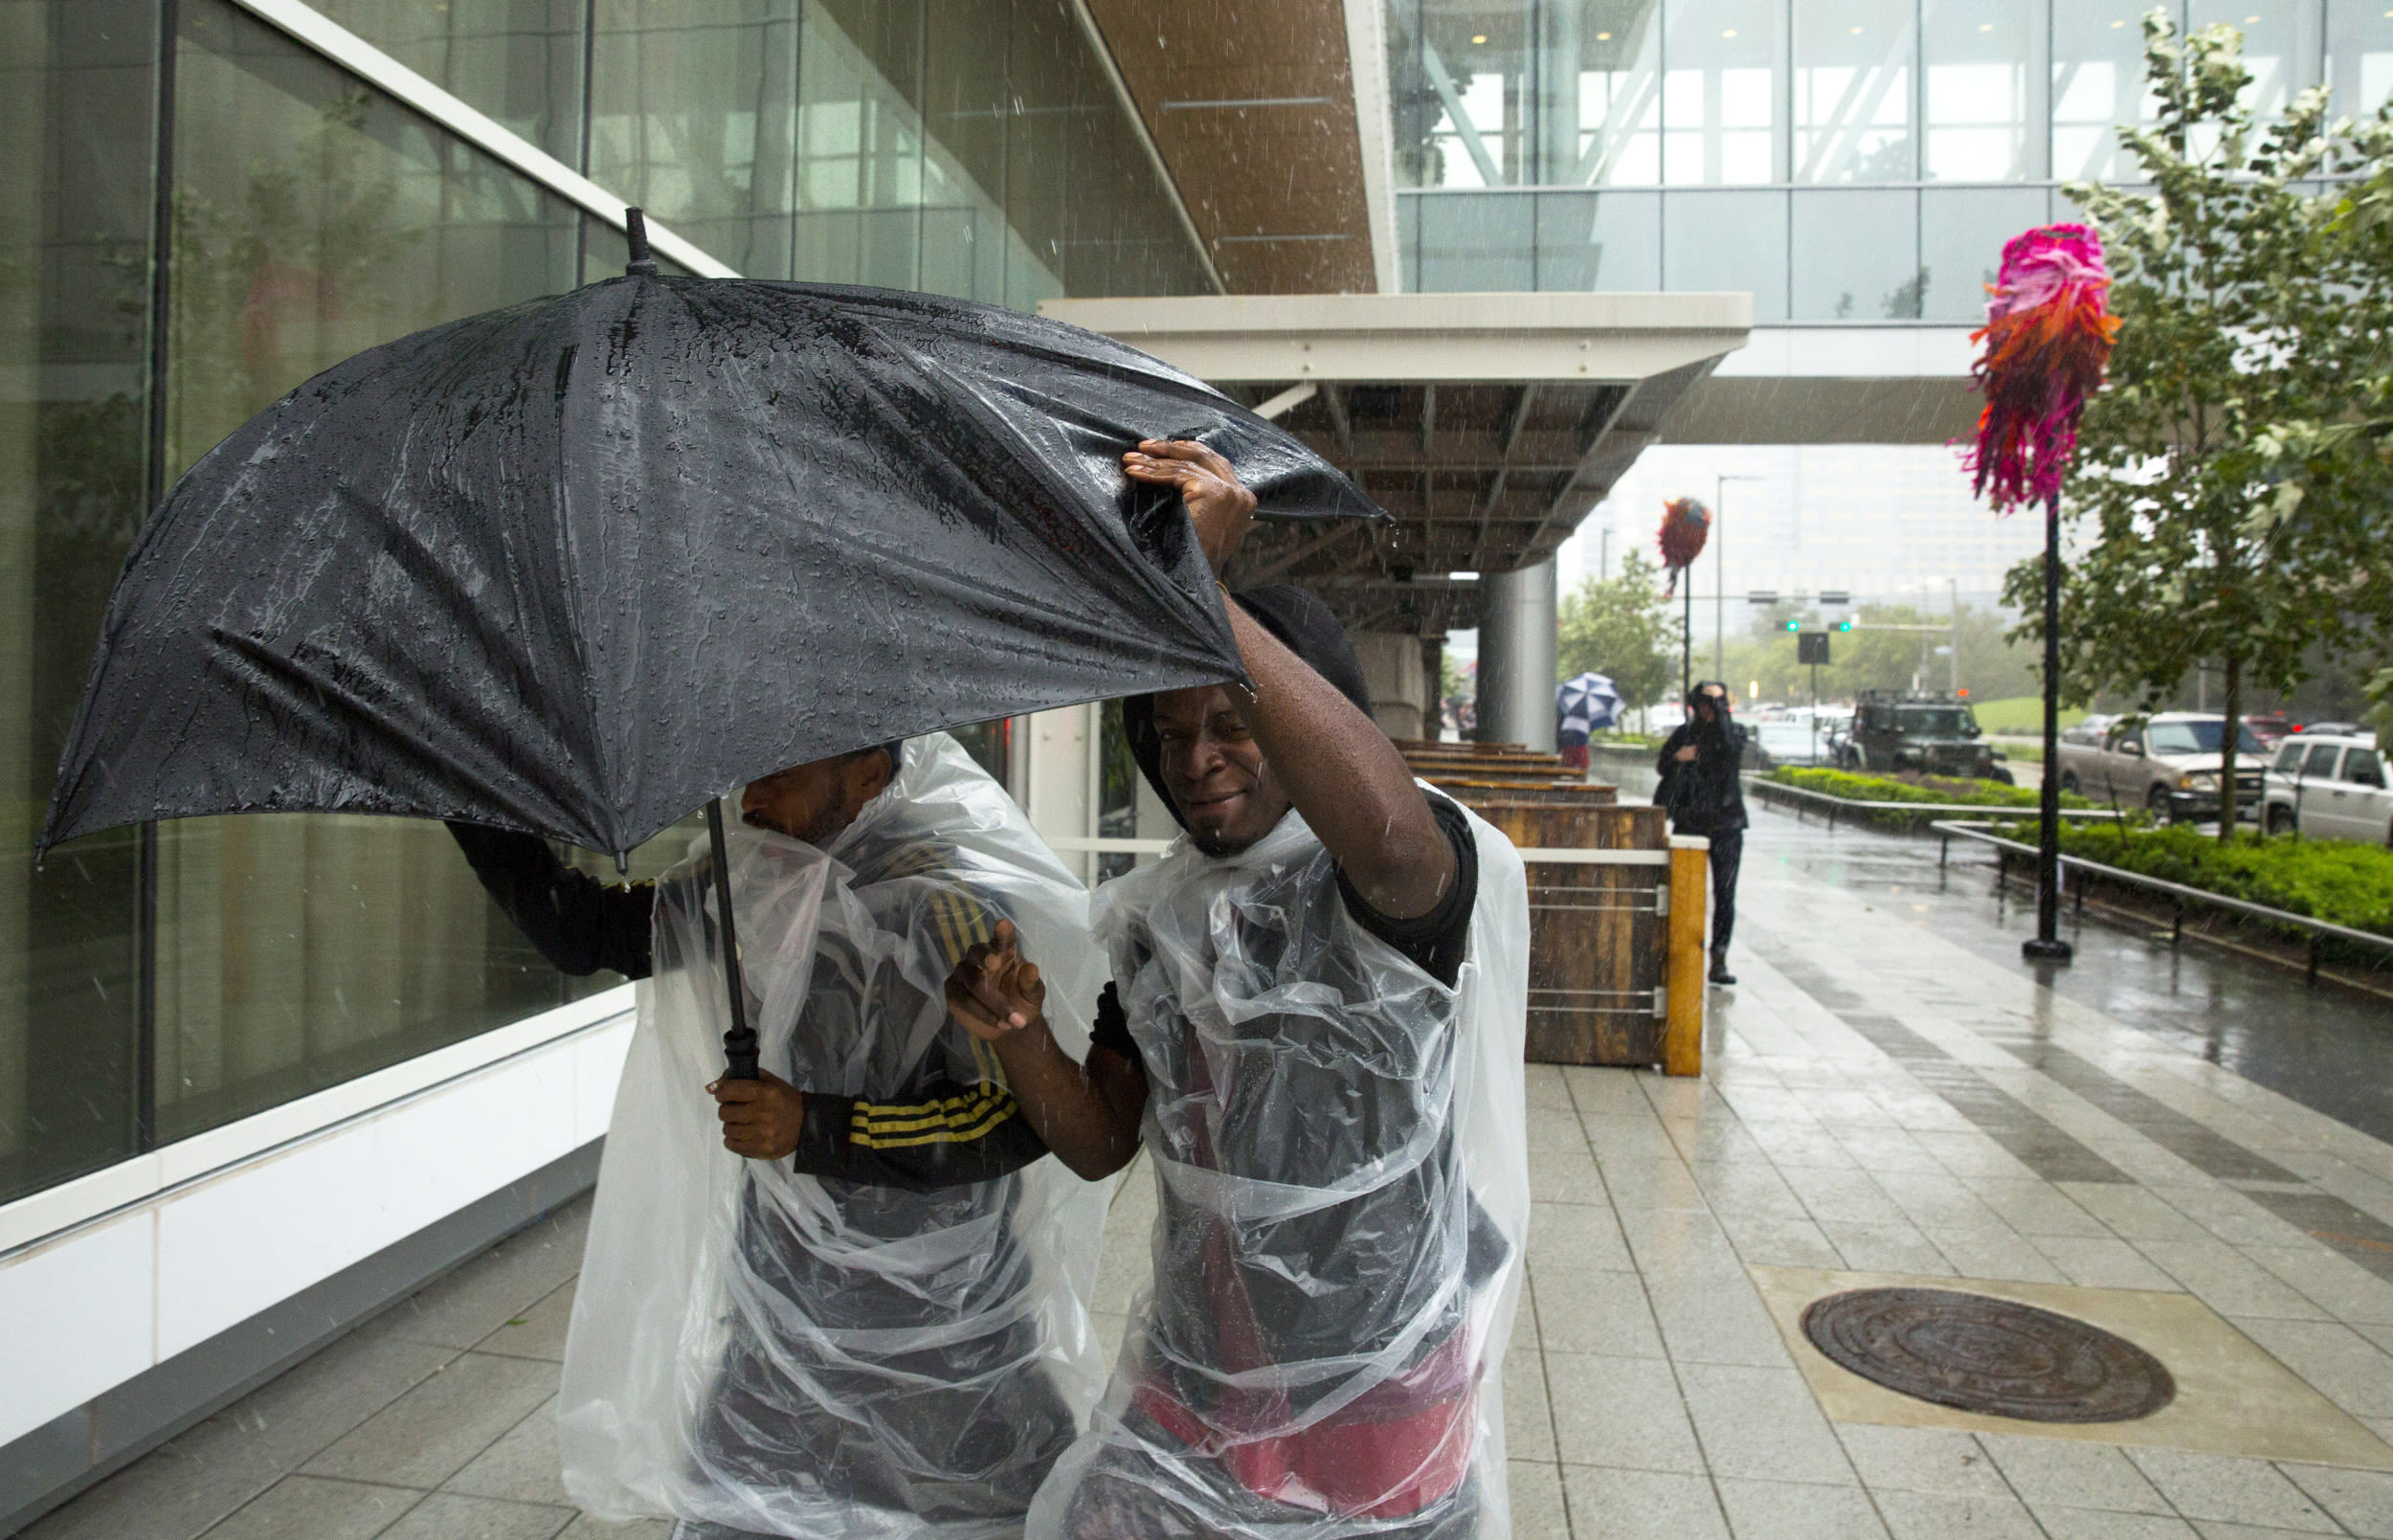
1414, 191, 1536, 290
1919, 184, 2049, 321
1387, 4, 1525, 188
1664, 188, 1788, 318
0, 0, 153, 1205
1794, 0, 1915, 183
590, 0, 799, 279
304, 0, 585, 167
1791, 187, 1919, 318
2188, 1, 2320, 123
1665, 0, 1784, 184
1924, 0, 2036, 181
1534, 189, 1662, 288
159, 0, 604, 1144
2327, 0, 2393, 115
2054, 3, 2180, 182
1574, 2, 1664, 186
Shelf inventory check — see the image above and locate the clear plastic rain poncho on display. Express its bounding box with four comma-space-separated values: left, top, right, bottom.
1030, 797, 1531, 1539
559, 735, 1110, 1539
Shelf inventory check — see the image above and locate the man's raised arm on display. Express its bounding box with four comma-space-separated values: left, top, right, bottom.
1121, 440, 1456, 920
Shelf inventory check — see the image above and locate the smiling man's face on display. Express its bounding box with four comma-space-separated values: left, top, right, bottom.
1151, 684, 1292, 855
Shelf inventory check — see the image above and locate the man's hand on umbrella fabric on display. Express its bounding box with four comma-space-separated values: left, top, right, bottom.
946, 919, 1046, 1043
1124, 439, 1255, 575
709, 1070, 804, 1160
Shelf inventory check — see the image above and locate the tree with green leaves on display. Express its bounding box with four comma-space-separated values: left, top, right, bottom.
2005, 11, 2393, 838
1556, 547, 1675, 713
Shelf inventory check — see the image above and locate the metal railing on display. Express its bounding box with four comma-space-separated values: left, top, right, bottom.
1750, 776, 2126, 831
1932, 819, 2393, 984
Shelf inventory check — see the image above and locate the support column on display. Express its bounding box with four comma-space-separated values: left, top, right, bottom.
1420, 636, 1445, 739
1476, 560, 1557, 750
1351, 632, 1428, 741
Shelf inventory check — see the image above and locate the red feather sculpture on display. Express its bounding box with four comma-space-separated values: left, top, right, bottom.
1962, 224, 2119, 510
1657, 497, 1710, 598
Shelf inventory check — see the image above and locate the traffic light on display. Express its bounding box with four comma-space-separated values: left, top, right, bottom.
1834, 617, 1852, 632
1782, 618, 1800, 633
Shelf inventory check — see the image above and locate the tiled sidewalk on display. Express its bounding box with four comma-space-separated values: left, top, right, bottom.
25, 823, 2393, 1539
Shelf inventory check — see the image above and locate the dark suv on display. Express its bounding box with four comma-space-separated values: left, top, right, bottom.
1838, 693, 2012, 783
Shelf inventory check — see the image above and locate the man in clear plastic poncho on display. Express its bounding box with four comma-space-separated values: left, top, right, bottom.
945, 441, 1532, 1539
448, 736, 1109, 1538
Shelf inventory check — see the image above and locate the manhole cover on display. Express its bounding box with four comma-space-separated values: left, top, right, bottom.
1800, 1287, 2176, 1423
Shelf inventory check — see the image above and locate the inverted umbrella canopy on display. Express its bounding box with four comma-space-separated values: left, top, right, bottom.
41, 252, 1379, 860
1556, 672, 1622, 745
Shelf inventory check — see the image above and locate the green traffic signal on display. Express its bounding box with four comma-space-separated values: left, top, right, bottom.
1782, 619, 1800, 633
1835, 618, 1852, 632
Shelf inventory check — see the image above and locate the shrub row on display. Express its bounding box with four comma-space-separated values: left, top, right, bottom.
2031, 822, 2393, 939
1765, 767, 2059, 811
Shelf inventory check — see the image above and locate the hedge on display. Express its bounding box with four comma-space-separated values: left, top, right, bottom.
2031, 822, 2393, 939
1766, 767, 2061, 811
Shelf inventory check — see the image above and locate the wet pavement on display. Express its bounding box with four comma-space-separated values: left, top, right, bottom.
22, 777, 2393, 1540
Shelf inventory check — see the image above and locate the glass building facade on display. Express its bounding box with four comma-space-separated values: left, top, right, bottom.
1, 0, 1206, 1207
1390, 0, 2393, 318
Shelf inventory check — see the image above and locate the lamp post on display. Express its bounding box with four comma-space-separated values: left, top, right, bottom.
1714, 473, 1764, 686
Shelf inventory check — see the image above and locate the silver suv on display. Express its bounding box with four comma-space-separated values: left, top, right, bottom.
2051, 713, 2267, 822
2261, 734, 2393, 844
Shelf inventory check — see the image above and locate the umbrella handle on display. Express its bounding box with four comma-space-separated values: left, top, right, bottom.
706, 799, 760, 1080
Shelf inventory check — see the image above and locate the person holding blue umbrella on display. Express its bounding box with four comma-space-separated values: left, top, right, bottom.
1555, 672, 1623, 771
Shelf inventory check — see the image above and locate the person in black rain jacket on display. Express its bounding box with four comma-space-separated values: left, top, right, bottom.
1655, 681, 1748, 985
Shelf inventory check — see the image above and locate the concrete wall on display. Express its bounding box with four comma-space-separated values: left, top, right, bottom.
0, 991, 632, 1530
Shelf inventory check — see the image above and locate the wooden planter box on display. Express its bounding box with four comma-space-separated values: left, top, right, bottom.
1464, 798, 1672, 1068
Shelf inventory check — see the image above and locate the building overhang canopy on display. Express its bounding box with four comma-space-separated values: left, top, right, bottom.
1040, 292, 1750, 635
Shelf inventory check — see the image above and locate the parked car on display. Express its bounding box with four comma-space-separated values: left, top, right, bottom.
1837, 692, 2011, 782
2243, 713, 2296, 746
2262, 733, 2393, 843
1754, 718, 1833, 767
2060, 713, 2114, 748
2296, 721, 2365, 738
2052, 713, 2268, 822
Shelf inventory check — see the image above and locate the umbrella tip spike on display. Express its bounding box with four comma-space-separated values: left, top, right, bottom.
623, 208, 658, 278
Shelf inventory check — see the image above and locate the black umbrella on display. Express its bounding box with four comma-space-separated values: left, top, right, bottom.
44, 211, 1380, 1075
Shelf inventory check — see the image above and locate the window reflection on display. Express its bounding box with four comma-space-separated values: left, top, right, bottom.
1387, 1, 1518, 188
2054, 3, 2170, 181
589, 0, 800, 279
2327, 0, 2393, 113
1386, 1, 1669, 190
1664, 189, 1789, 317
1791, 188, 1919, 317
1924, 0, 2036, 181
304, 0, 586, 166
1666, 0, 1784, 183
158, 0, 593, 1143
1794, 0, 1913, 183
1919, 185, 2049, 320
1420, 191, 1537, 289
1540, 190, 1663, 287
1576, 3, 1665, 186
0, 0, 153, 1205
2189, 1, 2319, 123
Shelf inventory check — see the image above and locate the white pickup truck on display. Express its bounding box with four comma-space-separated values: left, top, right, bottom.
2050, 713, 2268, 822
2261, 734, 2393, 844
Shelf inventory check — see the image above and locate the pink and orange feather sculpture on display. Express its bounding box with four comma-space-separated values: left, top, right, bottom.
1656, 496, 1710, 597
1962, 224, 2120, 510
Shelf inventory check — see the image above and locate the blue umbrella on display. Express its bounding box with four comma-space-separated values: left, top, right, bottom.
1556, 672, 1623, 745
